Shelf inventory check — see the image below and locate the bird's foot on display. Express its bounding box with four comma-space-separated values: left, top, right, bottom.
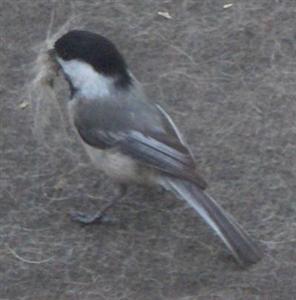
70, 184, 127, 225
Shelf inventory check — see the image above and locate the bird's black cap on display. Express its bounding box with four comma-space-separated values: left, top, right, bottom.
54, 30, 131, 87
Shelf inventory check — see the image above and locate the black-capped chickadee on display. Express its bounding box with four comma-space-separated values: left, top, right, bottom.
48, 30, 262, 267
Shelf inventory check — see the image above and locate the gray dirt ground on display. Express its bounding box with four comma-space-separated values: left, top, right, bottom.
1, 0, 296, 299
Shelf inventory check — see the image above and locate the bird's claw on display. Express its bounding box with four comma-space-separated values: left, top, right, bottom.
69, 211, 110, 225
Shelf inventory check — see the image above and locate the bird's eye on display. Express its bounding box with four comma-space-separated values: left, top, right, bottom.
61, 49, 70, 60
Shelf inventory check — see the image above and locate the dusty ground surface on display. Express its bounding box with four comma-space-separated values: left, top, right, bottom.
1, 0, 296, 299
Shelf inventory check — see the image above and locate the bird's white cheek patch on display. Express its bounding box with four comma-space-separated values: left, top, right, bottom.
57, 58, 113, 98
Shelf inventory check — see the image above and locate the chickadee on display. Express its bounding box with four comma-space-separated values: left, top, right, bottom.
48, 30, 262, 267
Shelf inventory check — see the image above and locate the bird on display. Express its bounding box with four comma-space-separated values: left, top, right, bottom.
47, 30, 262, 267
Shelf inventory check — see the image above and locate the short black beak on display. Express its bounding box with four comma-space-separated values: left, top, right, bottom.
47, 48, 57, 60
46, 48, 61, 75
42, 49, 60, 87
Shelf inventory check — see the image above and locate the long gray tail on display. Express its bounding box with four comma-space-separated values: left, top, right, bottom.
161, 177, 262, 267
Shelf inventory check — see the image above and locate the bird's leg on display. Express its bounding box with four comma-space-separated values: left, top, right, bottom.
70, 184, 127, 225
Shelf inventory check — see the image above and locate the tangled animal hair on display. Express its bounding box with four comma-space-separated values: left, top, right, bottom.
26, 17, 81, 141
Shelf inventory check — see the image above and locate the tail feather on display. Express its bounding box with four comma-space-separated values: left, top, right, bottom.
162, 177, 262, 267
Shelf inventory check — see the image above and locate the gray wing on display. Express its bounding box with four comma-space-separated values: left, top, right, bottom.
74, 97, 206, 189
76, 121, 207, 189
